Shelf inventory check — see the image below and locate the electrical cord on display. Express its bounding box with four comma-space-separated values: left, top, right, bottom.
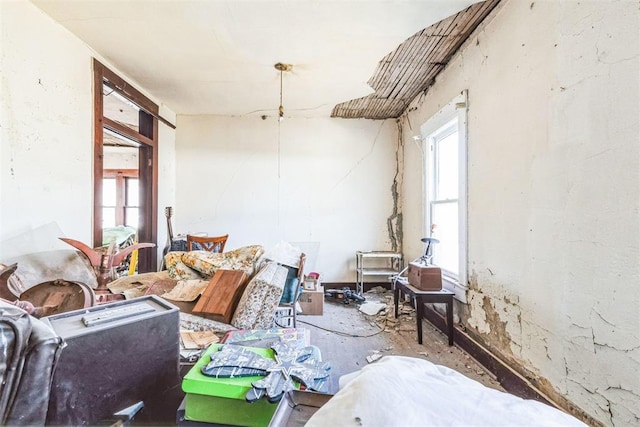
391, 256, 422, 289
280, 256, 425, 339
296, 317, 388, 338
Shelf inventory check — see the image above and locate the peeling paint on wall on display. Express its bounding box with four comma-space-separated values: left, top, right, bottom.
387, 120, 404, 253
465, 270, 523, 359
401, 1, 640, 425
481, 295, 513, 352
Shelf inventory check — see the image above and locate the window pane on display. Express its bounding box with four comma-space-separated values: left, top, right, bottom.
127, 178, 139, 206
435, 130, 458, 200
103, 178, 116, 206
102, 207, 116, 228
125, 208, 139, 228
431, 201, 458, 275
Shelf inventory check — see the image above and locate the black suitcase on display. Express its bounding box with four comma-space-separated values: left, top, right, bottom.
0, 300, 63, 425
43, 295, 181, 425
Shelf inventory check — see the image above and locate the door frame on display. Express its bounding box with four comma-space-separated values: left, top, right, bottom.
93, 59, 158, 272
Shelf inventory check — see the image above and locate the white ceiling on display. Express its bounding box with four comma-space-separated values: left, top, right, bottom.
32, 0, 479, 118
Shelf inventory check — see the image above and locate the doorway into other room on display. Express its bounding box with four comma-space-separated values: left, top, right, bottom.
93, 59, 158, 272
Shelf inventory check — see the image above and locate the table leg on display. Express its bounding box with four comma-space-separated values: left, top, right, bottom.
394, 285, 400, 318
447, 297, 454, 346
416, 296, 423, 345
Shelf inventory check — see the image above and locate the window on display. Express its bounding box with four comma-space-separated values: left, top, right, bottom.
429, 120, 459, 275
421, 91, 468, 301
103, 169, 139, 229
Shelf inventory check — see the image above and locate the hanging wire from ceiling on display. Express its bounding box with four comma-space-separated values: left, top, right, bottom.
274, 62, 292, 122
274, 62, 292, 233
278, 68, 284, 122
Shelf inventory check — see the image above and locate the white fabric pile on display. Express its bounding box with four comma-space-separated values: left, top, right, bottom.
307, 356, 586, 427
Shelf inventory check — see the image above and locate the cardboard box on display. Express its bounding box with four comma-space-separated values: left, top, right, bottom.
298, 286, 324, 315
408, 262, 442, 291
181, 344, 278, 426
303, 277, 320, 291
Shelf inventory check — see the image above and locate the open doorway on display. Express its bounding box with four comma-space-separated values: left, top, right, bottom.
93, 60, 158, 272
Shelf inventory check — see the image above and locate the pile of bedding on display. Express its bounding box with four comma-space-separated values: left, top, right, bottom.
307, 356, 586, 427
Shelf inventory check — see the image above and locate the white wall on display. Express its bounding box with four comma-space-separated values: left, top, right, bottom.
402, 1, 639, 425
0, 1, 176, 258
103, 146, 138, 170
176, 115, 398, 280
1, 0, 92, 246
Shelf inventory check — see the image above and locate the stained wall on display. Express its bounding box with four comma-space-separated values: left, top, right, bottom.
401, 1, 639, 425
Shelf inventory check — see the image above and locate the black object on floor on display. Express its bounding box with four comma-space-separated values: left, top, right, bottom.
43, 295, 181, 426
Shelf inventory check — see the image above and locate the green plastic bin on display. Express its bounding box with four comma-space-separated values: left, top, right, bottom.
181, 344, 278, 427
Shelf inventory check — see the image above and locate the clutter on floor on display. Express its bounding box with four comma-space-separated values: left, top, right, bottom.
180, 328, 330, 426
0, 234, 586, 427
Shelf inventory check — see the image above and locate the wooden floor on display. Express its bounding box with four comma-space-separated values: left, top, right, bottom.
298, 287, 503, 394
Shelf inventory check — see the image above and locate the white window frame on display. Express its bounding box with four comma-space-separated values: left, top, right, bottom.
420, 90, 468, 302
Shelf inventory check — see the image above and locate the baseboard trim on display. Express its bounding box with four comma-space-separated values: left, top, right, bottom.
328, 282, 595, 424
421, 306, 555, 405
328, 283, 553, 404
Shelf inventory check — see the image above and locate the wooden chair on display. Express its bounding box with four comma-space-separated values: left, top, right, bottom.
186, 234, 229, 253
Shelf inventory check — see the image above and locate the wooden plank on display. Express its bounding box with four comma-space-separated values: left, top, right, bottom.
332, 0, 500, 119
387, 16, 459, 101
192, 269, 248, 324
103, 117, 155, 147
93, 59, 105, 247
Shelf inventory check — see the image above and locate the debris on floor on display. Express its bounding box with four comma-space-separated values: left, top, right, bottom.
366, 351, 382, 364
301, 285, 504, 393
359, 301, 386, 316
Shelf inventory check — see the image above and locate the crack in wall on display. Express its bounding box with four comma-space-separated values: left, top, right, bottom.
331, 121, 384, 190
591, 307, 617, 328
593, 341, 640, 353
387, 119, 404, 253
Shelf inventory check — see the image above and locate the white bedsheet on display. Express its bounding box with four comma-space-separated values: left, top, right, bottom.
306, 356, 586, 427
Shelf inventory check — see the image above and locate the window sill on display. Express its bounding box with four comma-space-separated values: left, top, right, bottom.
442, 275, 468, 303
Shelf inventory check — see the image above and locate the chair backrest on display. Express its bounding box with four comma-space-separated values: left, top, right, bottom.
186, 234, 229, 253
296, 253, 306, 283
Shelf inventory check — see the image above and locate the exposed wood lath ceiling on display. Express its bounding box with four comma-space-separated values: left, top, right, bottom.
332, 0, 500, 120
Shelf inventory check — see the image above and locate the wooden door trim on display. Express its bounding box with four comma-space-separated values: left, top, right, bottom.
93, 59, 158, 271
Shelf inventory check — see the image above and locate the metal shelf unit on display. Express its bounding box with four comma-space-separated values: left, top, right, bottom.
355, 251, 403, 295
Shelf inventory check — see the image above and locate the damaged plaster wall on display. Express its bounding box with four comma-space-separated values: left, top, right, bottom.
401, 0, 639, 426
387, 120, 404, 254
0, 1, 177, 258
175, 115, 398, 281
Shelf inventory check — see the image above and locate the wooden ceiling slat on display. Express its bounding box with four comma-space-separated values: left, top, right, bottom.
374, 33, 425, 98
386, 12, 463, 102
412, 1, 498, 97
370, 15, 457, 112
403, 1, 498, 99
368, 46, 403, 91
382, 30, 440, 97
333, 0, 500, 119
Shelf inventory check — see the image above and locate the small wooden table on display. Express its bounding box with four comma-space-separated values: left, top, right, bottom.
394, 278, 455, 346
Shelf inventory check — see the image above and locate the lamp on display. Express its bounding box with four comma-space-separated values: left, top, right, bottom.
274, 62, 292, 121
420, 237, 439, 265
